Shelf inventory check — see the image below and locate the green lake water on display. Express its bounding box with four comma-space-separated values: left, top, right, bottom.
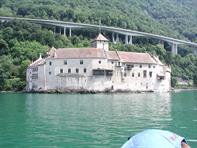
0, 90, 196, 148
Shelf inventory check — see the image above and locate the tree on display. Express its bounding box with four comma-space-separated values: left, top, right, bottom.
10, 41, 48, 63
193, 71, 197, 87
0, 39, 9, 55
0, 55, 14, 90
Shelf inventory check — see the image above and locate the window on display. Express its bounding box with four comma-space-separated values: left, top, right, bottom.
139, 65, 142, 68
98, 61, 101, 64
149, 72, 152, 78
111, 61, 114, 64
93, 70, 104, 75
32, 74, 38, 79
64, 60, 67, 65
60, 69, 63, 73
143, 70, 147, 78
106, 70, 113, 76
138, 73, 140, 77
149, 64, 151, 68
49, 72, 51, 75
127, 65, 134, 70
80, 60, 83, 64
132, 73, 134, 77
68, 69, 71, 73
153, 66, 155, 68
32, 67, 38, 72
76, 68, 79, 73
117, 62, 121, 66
84, 68, 87, 73
49, 61, 52, 66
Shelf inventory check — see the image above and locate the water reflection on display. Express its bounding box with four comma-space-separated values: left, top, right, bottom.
24, 92, 172, 148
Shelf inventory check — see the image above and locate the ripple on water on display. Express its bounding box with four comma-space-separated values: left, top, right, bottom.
0, 91, 197, 148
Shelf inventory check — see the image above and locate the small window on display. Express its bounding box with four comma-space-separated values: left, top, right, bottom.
32, 67, 38, 72
143, 70, 147, 78
80, 60, 83, 64
117, 62, 121, 66
149, 72, 153, 78
149, 64, 151, 68
153, 66, 155, 68
64, 60, 67, 65
127, 65, 133, 70
68, 69, 71, 73
140, 65, 142, 68
60, 69, 63, 73
132, 73, 134, 77
84, 68, 87, 73
76, 68, 79, 73
99, 61, 101, 64
49, 72, 51, 75
49, 61, 52, 66
32, 74, 38, 79
138, 73, 140, 77
111, 61, 114, 64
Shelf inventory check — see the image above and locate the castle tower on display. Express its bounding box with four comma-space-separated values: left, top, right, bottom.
91, 33, 109, 51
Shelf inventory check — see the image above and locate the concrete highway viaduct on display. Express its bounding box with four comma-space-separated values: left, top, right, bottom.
0, 16, 197, 55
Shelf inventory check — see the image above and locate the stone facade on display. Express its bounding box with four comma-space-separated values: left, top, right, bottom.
26, 34, 171, 93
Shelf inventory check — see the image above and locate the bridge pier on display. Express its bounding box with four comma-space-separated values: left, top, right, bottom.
112, 32, 115, 43
125, 35, 128, 44
69, 28, 72, 37
116, 33, 119, 43
112, 33, 119, 44
63, 27, 66, 36
124, 35, 133, 45
193, 49, 197, 55
171, 43, 178, 55
128, 36, 133, 45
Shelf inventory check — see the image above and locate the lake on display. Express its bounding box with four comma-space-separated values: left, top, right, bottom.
0, 90, 196, 148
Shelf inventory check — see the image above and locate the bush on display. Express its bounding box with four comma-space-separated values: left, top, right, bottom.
3, 78, 24, 91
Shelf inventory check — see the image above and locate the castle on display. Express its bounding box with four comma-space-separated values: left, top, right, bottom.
26, 34, 171, 92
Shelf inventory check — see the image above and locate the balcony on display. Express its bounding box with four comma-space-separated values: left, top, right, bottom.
93, 69, 113, 76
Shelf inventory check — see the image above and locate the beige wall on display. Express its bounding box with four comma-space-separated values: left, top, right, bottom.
27, 58, 171, 92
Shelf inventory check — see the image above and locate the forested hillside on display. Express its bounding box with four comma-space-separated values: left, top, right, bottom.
0, 0, 197, 91
0, 0, 197, 41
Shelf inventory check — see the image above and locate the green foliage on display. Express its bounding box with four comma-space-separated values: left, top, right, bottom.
193, 72, 197, 87
171, 77, 177, 88
0, 20, 92, 91
3, 78, 24, 91
11, 41, 48, 63
0, 55, 15, 90
0, 0, 196, 41
0, 39, 9, 55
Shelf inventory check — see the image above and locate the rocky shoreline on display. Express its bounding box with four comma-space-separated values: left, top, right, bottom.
2, 87, 197, 94
26, 88, 155, 94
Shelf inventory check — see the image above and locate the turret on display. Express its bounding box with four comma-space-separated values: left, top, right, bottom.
91, 33, 109, 51
48, 47, 57, 58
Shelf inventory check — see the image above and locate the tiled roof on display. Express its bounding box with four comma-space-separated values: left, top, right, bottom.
106, 51, 119, 60
50, 48, 106, 59
94, 33, 108, 41
29, 58, 45, 67
47, 47, 157, 64
117, 51, 157, 64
